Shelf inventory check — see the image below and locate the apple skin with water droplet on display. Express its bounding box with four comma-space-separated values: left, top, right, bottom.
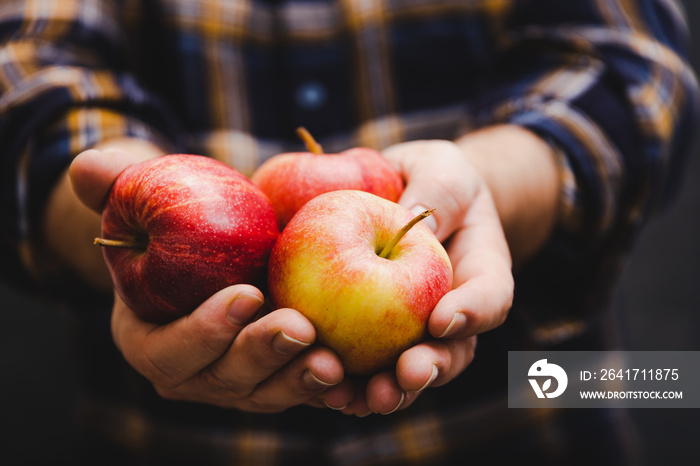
96, 154, 279, 324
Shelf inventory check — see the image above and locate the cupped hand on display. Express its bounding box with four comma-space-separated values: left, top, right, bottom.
326, 140, 514, 416
111, 288, 348, 412
70, 145, 350, 412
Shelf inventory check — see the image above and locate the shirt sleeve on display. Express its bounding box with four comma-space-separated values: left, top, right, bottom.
474, 0, 700, 336
0, 0, 184, 292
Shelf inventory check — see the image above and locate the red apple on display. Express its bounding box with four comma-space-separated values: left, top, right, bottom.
95, 154, 279, 324
251, 128, 404, 229
267, 190, 452, 375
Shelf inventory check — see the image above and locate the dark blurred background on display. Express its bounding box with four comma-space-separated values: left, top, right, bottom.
2, 1, 700, 464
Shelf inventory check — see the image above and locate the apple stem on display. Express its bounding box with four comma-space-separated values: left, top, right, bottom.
378, 208, 436, 259
296, 127, 324, 155
94, 237, 147, 250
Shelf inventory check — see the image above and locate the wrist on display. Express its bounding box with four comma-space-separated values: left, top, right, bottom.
456, 125, 560, 267
42, 137, 166, 292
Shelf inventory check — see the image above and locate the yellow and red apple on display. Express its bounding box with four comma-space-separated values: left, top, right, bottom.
267, 190, 453, 375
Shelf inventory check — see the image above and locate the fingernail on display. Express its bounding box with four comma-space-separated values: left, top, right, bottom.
272, 330, 311, 355
227, 292, 264, 326
323, 399, 348, 411
439, 312, 468, 338
355, 411, 372, 418
410, 205, 438, 233
413, 364, 439, 393
303, 370, 337, 390
382, 392, 406, 415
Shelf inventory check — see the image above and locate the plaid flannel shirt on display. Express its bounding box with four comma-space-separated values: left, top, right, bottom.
1, 0, 698, 464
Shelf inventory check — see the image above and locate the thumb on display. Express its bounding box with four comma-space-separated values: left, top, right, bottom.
382, 140, 479, 243
69, 146, 162, 212
112, 284, 266, 388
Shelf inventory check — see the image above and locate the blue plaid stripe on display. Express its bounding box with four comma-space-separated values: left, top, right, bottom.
0, 1, 697, 460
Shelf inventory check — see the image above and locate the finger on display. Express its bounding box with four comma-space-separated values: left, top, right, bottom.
309, 378, 355, 411
200, 308, 318, 397
111, 284, 265, 388
364, 337, 476, 415
340, 379, 372, 418
69, 147, 159, 212
238, 346, 345, 412
157, 346, 344, 412
431, 271, 513, 339
382, 140, 477, 242
395, 337, 476, 393
431, 190, 513, 339
366, 371, 406, 415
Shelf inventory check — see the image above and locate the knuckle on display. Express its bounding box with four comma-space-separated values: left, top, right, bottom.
463, 337, 477, 365
131, 339, 186, 389
289, 379, 322, 399
153, 385, 185, 402
249, 347, 286, 374
445, 336, 476, 377
500, 275, 515, 320
183, 313, 233, 358
199, 367, 253, 399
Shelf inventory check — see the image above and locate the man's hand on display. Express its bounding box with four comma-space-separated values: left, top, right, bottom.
67, 143, 351, 412
332, 125, 559, 416
111, 286, 348, 412
326, 138, 520, 416
57, 125, 556, 415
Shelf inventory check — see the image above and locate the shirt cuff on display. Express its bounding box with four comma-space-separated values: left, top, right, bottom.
13, 107, 177, 293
